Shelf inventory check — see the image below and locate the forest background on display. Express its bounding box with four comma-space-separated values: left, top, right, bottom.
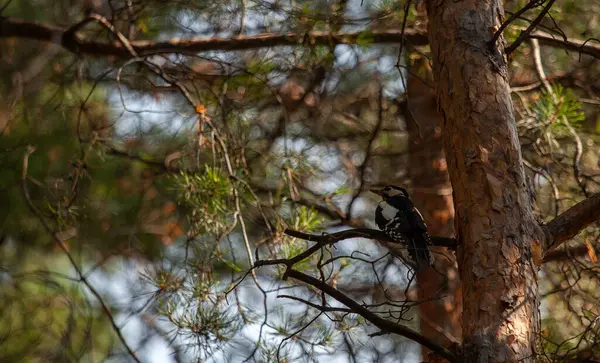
1, 0, 600, 362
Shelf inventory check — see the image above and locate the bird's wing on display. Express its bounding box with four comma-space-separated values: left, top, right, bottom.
407, 231, 434, 269
389, 210, 412, 233
375, 205, 387, 230
411, 206, 429, 231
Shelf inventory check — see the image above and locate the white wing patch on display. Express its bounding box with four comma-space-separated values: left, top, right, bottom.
379, 201, 399, 221
413, 207, 428, 228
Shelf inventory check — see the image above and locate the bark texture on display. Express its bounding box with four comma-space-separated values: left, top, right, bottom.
425, 1, 545, 361
406, 58, 462, 356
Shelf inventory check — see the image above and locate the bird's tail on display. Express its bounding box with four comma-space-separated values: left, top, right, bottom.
408, 232, 434, 271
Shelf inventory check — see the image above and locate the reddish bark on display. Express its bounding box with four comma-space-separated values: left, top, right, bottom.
406, 58, 462, 358
425, 2, 545, 361
544, 192, 600, 251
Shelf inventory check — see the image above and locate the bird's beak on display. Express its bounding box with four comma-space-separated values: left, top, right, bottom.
370, 187, 384, 196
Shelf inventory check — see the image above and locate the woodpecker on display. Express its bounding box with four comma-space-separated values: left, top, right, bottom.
371, 185, 434, 270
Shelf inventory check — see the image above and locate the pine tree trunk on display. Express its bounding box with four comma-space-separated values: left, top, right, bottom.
405, 58, 462, 358
425, 1, 545, 361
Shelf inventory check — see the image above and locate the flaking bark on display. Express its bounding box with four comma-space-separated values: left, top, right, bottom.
425, 1, 545, 361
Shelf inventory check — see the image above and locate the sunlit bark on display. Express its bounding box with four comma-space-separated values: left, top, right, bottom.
425, 1, 545, 361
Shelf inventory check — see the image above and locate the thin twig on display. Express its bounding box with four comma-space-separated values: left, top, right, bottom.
88, 13, 138, 57
285, 268, 457, 362
530, 38, 587, 197
20, 147, 142, 363
346, 83, 385, 220
277, 294, 354, 313
523, 158, 560, 217
488, 0, 544, 49
238, 0, 246, 35
505, 0, 556, 56
0, 0, 13, 14
394, 0, 412, 92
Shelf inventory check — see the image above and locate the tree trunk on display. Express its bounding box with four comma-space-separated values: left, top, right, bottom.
425, 2, 545, 361
405, 57, 462, 357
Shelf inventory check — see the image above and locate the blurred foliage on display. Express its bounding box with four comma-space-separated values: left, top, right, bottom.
0, 0, 599, 362
533, 84, 585, 130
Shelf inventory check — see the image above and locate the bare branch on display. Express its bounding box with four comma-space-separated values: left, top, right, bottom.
0, 17, 427, 58
285, 269, 457, 362
488, 0, 544, 49
544, 193, 600, 252
543, 245, 589, 263
488, 1, 541, 48
253, 227, 457, 361
276, 294, 354, 313
253, 226, 459, 359
531, 30, 600, 60
505, 0, 557, 56
2, 17, 599, 60
346, 84, 384, 220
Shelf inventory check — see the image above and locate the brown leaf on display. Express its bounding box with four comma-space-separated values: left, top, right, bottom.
195, 104, 208, 114
586, 238, 598, 263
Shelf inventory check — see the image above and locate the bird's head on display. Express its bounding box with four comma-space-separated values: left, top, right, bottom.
370, 185, 409, 200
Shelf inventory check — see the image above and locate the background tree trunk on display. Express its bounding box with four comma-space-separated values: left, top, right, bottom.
425, 1, 545, 361
405, 57, 462, 358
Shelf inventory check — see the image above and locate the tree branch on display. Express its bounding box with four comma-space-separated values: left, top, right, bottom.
276, 294, 354, 313
505, 0, 557, 56
284, 228, 457, 249
487, 0, 544, 49
543, 193, 600, 252
531, 30, 600, 60
543, 244, 589, 263
252, 228, 458, 361
2, 17, 599, 60
285, 269, 457, 362
0, 16, 427, 58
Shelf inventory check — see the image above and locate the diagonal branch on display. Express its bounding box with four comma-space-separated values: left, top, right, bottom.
252, 228, 458, 361
488, 0, 544, 49
505, 0, 557, 56
543, 193, 600, 252
276, 294, 354, 313
285, 268, 457, 362
346, 84, 385, 220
